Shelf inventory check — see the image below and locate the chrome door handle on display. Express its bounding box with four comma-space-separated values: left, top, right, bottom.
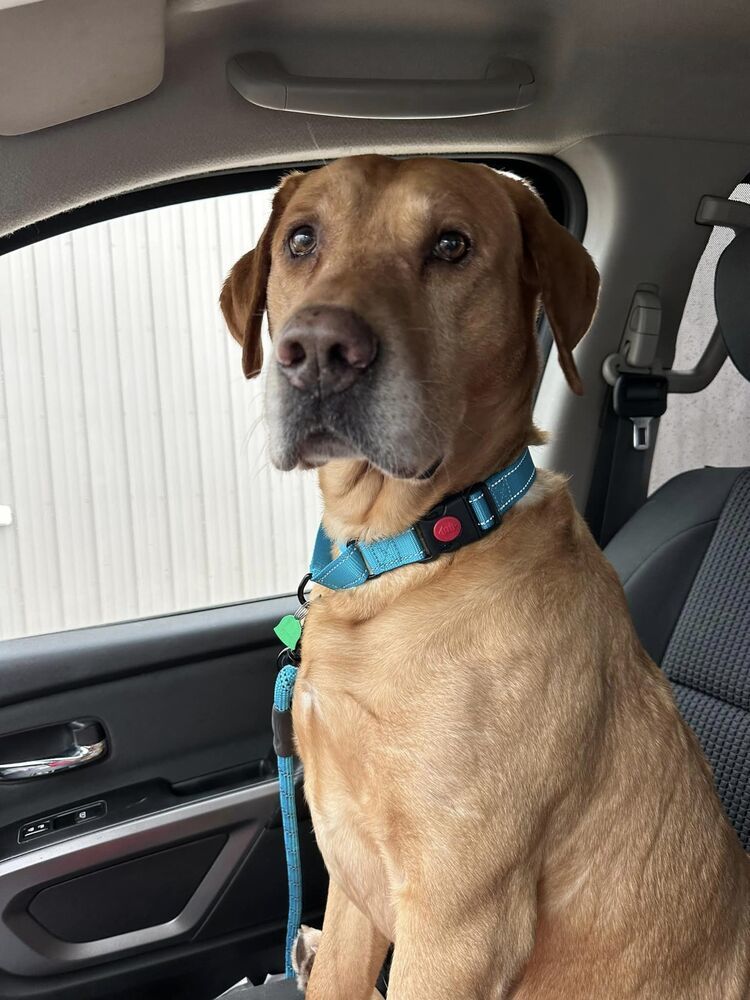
0, 723, 107, 781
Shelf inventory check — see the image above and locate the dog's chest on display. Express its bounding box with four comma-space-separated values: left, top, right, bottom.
291, 617, 413, 937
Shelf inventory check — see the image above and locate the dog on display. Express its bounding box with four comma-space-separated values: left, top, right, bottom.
221, 155, 750, 998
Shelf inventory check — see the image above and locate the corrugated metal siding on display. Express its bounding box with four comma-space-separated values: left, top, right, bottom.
0, 190, 322, 640
650, 182, 750, 493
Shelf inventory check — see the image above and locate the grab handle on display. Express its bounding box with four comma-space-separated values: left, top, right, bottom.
227, 52, 535, 120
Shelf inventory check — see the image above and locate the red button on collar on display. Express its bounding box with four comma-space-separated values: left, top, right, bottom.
433, 515, 462, 543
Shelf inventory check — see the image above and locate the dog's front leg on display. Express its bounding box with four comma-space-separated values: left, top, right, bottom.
387, 873, 537, 1000
304, 880, 390, 1000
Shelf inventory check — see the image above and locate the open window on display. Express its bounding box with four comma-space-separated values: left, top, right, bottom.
0, 156, 581, 641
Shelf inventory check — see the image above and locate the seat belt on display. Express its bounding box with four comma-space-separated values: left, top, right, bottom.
603, 285, 668, 450
586, 285, 667, 545
584, 391, 661, 547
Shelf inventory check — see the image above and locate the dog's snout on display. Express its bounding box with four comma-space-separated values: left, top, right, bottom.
276, 307, 378, 394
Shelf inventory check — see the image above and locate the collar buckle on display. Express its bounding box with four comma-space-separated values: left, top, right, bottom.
415, 490, 482, 562
416, 483, 500, 560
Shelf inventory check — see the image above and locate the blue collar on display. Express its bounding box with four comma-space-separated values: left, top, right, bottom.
308, 448, 536, 591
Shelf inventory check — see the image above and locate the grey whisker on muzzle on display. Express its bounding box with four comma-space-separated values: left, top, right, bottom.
240, 413, 266, 454
246, 441, 275, 483
404, 397, 445, 439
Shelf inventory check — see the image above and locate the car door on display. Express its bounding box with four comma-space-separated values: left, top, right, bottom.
0, 156, 581, 1000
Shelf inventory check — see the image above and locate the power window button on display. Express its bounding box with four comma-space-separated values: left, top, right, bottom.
73, 801, 105, 824
20, 819, 53, 841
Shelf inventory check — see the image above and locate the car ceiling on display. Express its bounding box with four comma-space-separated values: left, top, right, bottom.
1, 0, 749, 238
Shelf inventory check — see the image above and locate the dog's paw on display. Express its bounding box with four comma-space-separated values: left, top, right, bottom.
292, 924, 322, 992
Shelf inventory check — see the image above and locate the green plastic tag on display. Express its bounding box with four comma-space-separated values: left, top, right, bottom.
274, 614, 302, 650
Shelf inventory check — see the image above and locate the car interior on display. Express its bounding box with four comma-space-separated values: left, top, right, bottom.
1, 1, 749, 998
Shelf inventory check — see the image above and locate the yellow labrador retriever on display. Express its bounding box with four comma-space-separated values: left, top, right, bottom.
221, 155, 750, 999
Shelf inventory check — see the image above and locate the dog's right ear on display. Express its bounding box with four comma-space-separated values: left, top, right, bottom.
220, 172, 304, 379
498, 173, 599, 396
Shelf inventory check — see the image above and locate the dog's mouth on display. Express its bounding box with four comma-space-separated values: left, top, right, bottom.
416, 457, 442, 480
296, 428, 441, 481
269, 360, 445, 480
297, 430, 355, 469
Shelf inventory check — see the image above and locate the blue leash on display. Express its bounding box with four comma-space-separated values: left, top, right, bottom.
271, 449, 537, 977
272, 661, 302, 979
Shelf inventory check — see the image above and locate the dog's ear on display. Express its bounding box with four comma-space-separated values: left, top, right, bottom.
220, 172, 304, 379
503, 176, 599, 395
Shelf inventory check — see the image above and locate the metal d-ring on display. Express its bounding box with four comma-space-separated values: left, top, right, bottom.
297, 572, 312, 606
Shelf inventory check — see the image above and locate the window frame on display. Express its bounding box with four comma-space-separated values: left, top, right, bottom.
0, 155, 586, 258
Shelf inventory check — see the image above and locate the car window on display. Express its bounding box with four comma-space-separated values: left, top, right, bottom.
649, 181, 750, 494
0, 188, 322, 640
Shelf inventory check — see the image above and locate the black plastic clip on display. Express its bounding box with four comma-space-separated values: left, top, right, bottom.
415, 482, 502, 560
272, 706, 295, 758
416, 491, 481, 559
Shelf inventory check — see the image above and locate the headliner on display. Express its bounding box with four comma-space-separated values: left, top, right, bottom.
1, 0, 749, 237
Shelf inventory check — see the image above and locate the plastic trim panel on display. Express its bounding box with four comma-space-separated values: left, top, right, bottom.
0, 781, 279, 976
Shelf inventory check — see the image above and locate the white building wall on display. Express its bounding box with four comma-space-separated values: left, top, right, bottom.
0, 189, 322, 640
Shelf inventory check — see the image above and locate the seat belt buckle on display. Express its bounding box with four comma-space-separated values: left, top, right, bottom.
612, 373, 668, 451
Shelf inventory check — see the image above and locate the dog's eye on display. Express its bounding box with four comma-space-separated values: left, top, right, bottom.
432, 231, 469, 262
288, 226, 317, 257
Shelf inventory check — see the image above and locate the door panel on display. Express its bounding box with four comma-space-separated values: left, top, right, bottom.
0, 597, 327, 1000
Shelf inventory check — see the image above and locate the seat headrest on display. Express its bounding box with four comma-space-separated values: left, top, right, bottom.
715, 228, 750, 382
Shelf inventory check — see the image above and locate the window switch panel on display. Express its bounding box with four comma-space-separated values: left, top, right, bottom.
18, 801, 106, 844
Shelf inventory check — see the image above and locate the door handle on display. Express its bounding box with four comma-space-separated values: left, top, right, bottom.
0, 720, 107, 781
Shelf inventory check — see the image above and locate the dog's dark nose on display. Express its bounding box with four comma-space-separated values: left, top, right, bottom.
275, 306, 378, 394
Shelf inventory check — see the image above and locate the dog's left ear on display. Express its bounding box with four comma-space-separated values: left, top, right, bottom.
503, 177, 599, 395
220, 172, 304, 379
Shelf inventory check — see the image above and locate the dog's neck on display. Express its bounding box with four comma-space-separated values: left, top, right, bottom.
318, 425, 544, 544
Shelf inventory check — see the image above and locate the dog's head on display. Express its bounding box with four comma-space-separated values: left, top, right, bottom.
221, 155, 598, 532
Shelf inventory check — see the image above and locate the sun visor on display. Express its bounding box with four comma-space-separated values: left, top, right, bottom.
0, 0, 165, 135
